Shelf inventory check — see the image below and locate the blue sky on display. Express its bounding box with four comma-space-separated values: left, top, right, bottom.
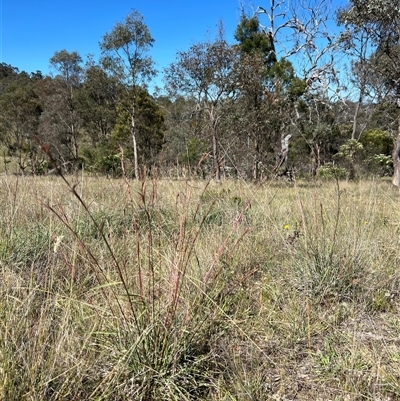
1, 1, 243, 76
1, 0, 347, 87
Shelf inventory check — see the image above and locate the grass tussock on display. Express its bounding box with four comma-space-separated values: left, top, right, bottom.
1, 174, 400, 400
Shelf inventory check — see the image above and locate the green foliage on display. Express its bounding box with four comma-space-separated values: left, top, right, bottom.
318, 163, 347, 179
0, 4, 398, 179
366, 153, 393, 176
360, 128, 392, 157
287, 76, 307, 99
337, 0, 400, 33
136, 89, 165, 167
100, 9, 157, 178
181, 137, 208, 167
77, 64, 119, 145
100, 9, 156, 85
338, 0, 400, 96
110, 86, 165, 169
0, 71, 43, 173
164, 27, 237, 180
50, 49, 83, 85
335, 139, 364, 179
336, 139, 363, 160
81, 145, 122, 176
41, 50, 84, 166
0, 62, 19, 77
232, 14, 307, 179
234, 15, 276, 63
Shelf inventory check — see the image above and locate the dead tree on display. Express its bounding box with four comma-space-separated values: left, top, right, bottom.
273, 134, 293, 178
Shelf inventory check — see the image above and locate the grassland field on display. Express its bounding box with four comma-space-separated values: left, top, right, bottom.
1, 173, 400, 400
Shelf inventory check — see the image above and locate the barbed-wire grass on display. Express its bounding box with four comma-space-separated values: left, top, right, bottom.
0, 146, 258, 400
2, 173, 400, 400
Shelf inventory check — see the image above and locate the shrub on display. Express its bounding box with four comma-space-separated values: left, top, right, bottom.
317, 163, 347, 180
365, 153, 393, 176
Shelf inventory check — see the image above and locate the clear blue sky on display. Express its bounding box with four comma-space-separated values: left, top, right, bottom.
1, 0, 347, 86
1, 1, 243, 76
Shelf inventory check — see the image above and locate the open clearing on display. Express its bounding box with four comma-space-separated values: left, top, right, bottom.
1, 175, 400, 400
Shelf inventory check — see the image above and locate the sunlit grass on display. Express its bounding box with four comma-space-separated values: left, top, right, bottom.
1, 175, 400, 400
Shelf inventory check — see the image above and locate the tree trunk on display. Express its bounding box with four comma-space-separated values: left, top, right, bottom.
351, 98, 361, 140
210, 105, 220, 180
131, 112, 140, 180
212, 131, 220, 180
310, 144, 321, 177
352, 78, 366, 140
348, 160, 355, 180
71, 123, 79, 162
253, 139, 259, 181
392, 111, 400, 186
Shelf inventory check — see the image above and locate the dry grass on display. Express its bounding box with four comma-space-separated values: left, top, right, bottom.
1, 174, 400, 400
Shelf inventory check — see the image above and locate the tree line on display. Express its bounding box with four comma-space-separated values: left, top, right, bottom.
1, 0, 399, 181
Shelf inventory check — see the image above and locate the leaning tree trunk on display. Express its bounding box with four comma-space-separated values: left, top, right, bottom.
392, 116, 400, 186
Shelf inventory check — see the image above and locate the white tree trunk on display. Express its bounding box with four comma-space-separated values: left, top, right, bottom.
392, 119, 400, 187
131, 113, 140, 180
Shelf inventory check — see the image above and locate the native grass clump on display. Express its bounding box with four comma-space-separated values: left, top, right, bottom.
1, 175, 400, 400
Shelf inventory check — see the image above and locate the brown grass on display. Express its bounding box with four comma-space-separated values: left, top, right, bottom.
1, 174, 400, 400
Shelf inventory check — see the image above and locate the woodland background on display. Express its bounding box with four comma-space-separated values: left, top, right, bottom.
4, 2, 400, 400
0, 0, 399, 181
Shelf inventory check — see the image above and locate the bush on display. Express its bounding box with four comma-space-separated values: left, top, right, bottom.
360, 129, 392, 157
365, 153, 393, 176
317, 163, 347, 180
81, 145, 122, 176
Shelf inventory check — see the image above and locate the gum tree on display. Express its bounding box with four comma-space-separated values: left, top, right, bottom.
253, 0, 343, 177
336, 15, 375, 140
234, 14, 276, 179
0, 70, 43, 173
47, 50, 83, 164
337, 0, 400, 185
164, 23, 236, 180
111, 86, 165, 173
100, 9, 156, 179
233, 12, 307, 179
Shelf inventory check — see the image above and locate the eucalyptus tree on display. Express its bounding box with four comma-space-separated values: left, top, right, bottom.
336, 0, 400, 185
0, 62, 19, 81
155, 95, 203, 176
78, 62, 119, 146
247, 0, 350, 177
0, 70, 43, 173
164, 23, 237, 180
336, 15, 375, 140
233, 12, 307, 179
50, 50, 82, 85
112, 86, 165, 173
39, 50, 83, 167
254, 0, 339, 96
100, 9, 156, 179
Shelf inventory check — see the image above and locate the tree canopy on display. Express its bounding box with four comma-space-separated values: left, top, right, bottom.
0, 3, 399, 181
